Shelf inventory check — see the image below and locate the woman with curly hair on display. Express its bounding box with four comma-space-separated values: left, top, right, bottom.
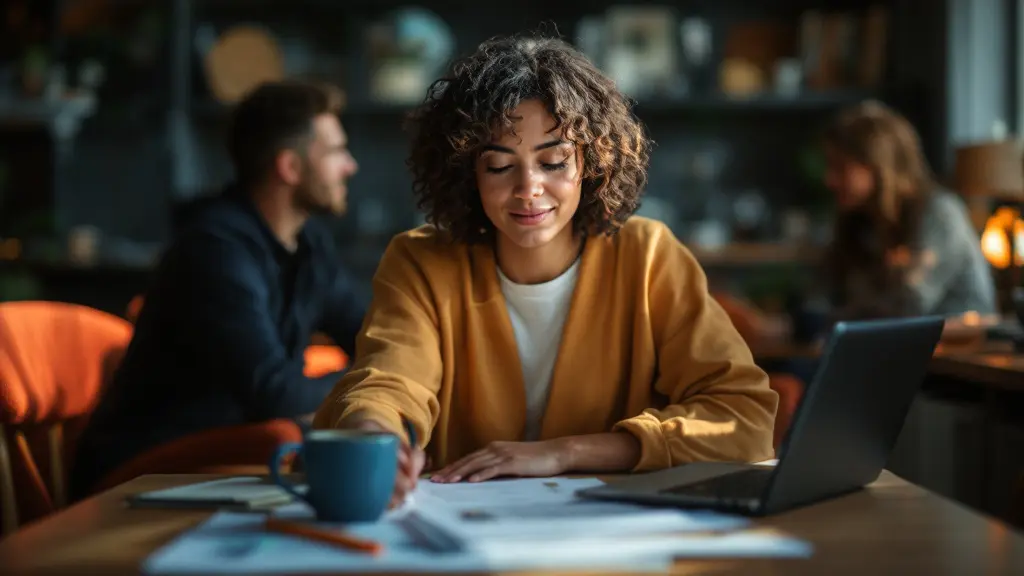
314, 35, 777, 503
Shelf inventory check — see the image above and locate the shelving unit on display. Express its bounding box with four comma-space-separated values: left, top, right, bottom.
0, 0, 943, 310
0, 95, 96, 141
193, 89, 885, 122
633, 90, 884, 113
689, 242, 823, 266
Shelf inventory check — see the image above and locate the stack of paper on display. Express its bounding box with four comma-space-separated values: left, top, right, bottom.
143, 510, 676, 574
142, 477, 812, 575
412, 477, 747, 541
127, 477, 298, 511
408, 478, 809, 564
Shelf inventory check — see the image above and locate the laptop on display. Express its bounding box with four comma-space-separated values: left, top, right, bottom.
576, 315, 945, 516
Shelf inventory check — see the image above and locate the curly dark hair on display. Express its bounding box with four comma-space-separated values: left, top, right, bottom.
405, 34, 651, 244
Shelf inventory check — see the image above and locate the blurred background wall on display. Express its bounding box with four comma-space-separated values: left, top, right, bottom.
0, 0, 1013, 316
6, 0, 1024, 529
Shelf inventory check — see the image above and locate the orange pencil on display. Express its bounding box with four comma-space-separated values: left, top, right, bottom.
264, 517, 384, 555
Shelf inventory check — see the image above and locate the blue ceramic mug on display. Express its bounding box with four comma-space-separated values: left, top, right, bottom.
269, 429, 399, 523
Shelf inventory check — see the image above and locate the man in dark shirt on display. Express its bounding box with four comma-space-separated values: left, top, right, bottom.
71, 81, 364, 500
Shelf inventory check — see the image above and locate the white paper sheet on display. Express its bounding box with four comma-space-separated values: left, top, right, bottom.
413, 477, 750, 542
142, 510, 810, 575
142, 511, 675, 574
128, 476, 298, 509
419, 477, 601, 507
475, 530, 813, 562
143, 476, 812, 575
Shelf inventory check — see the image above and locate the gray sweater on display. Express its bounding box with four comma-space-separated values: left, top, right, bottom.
835, 189, 997, 319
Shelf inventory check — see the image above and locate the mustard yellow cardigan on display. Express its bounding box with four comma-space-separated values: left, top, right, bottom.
314, 217, 778, 471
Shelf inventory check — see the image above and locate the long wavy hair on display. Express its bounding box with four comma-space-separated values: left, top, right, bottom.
823, 101, 935, 313
404, 34, 651, 244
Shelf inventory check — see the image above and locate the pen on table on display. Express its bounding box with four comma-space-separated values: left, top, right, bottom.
263, 517, 383, 555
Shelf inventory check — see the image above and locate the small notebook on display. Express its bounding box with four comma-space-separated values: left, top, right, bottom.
127, 477, 301, 511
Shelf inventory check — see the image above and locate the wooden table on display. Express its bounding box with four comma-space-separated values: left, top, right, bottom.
929, 341, 1024, 391
750, 336, 1024, 392
1, 472, 1023, 575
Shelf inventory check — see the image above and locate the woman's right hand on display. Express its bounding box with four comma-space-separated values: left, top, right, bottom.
349, 419, 426, 508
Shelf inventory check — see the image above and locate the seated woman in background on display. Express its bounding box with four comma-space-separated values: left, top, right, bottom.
823, 101, 997, 320
314, 35, 777, 501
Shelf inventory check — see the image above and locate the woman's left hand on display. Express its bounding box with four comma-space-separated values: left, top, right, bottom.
430, 439, 570, 483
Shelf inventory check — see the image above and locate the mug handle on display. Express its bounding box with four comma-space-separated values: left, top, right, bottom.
269, 442, 308, 502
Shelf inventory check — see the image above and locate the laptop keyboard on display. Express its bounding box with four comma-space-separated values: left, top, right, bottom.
659, 468, 774, 502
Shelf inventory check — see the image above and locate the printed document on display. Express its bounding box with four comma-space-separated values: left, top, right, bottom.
413, 477, 750, 542
142, 477, 812, 574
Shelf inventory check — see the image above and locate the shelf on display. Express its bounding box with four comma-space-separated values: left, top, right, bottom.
189, 90, 880, 122
345, 90, 878, 117
0, 257, 154, 276
689, 242, 823, 266
0, 95, 97, 140
634, 90, 881, 114
0, 242, 820, 279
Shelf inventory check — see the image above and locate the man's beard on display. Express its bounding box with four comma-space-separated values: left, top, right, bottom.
296, 179, 346, 216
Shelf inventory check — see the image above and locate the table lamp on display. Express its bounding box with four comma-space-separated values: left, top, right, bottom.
980, 206, 1024, 271
953, 139, 1024, 230
981, 207, 1024, 339
953, 138, 1024, 316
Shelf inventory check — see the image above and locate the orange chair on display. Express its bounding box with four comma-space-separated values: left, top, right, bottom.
712, 292, 805, 452
110, 296, 346, 493
304, 345, 347, 378
0, 301, 132, 534
108, 296, 345, 491
0, 302, 313, 534
712, 292, 762, 348
92, 418, 303, 494
765, 373, 803, 449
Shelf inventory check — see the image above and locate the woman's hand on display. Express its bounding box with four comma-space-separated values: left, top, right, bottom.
393, 441, 427, 508
430, 432, 641, 483
348, 419, 426, 508
430, 439, 570, 483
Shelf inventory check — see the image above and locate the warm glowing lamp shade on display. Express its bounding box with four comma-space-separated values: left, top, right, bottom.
981, 207, 1024, 269
954, 141, 1024, 199
1017, 219, 1024, 263
982, 221, 1012, 268
953, 140, 1024, 233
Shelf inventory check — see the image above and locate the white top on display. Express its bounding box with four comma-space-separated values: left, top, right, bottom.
496, 259, 581, 441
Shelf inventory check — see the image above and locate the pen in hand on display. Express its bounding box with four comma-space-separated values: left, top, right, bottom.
401, 416, 417, 448
397, 416, 422, 509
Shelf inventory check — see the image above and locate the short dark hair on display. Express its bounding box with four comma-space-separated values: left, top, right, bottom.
227, 80, 344, 186
405, 34, 651, 244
